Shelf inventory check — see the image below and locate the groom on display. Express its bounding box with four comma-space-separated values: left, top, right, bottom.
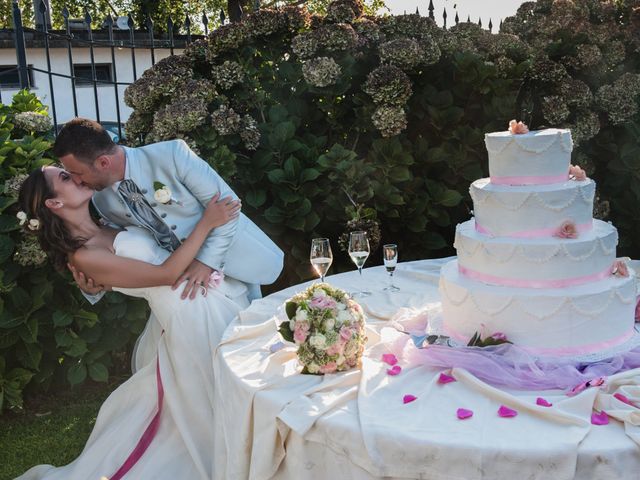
53, 118, 283, 301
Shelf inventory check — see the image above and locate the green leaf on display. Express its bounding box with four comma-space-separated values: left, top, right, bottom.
54, 329, 74, 347
389, 166, 412, 182
246, 190, 267, 208
64, 337, 88, 357
267, 169, 286, 184
437, 190, 463, 207
53, 310, 74, 327
271, 122, 296, 147
19, 315, 38, 343
88, 362, 109, 382
0, 197, 17, 213
67, 362, 87, 386
0, 234, 15, 262
300, 168, 321, 183
285, 301, 298, 319
75, 309, 99, 328
153, 181, 165, 191
278, 321, 294, 343
0, 214, 19, 232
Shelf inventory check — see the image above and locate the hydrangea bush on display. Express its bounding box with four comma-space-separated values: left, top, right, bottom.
0, 92, 148, 412
122, 0, 640, 285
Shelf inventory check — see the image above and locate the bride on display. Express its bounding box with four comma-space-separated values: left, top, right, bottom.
16, 165, 245, 480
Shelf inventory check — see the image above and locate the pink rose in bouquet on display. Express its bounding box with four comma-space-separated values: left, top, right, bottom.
554, 220, 578, 239
569, 164, 587, 181
508, 119, 529, 134
293, 321, 310, 344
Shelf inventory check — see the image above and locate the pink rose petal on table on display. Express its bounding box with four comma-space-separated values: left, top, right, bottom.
457, 408, 473, 420
536, 397, 553, 407
614, 393, 636, 407
438, 373, 456, 384
591, 411, 609, 425
387, 365, 402, 376
382, 353, 398, 366
498, 405, 518, 418
403, 394, 417, 404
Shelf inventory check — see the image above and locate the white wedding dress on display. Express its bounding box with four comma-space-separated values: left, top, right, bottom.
16, 226, 249, 480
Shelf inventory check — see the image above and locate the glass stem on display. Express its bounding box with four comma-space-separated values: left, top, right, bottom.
389, 271, 394, 288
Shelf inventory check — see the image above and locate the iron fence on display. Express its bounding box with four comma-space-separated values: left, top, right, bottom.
4, 0, 496, 139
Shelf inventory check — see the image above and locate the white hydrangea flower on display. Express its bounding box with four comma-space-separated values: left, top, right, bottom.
295, 308, 308, 321
27, 219, 40, 231
338, 310, 351, 323
323, 318, 335, 331
307, 362, 320, 374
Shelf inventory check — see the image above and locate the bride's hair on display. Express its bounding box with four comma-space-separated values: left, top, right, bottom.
18, 167, 88, 271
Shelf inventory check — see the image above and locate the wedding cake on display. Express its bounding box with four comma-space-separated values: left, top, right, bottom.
439, 124, 637, 357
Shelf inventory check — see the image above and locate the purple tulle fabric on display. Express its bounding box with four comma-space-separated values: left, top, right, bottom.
409, 343, 640, 391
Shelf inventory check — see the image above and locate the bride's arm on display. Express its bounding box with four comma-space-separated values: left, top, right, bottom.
70, 195, 241, 289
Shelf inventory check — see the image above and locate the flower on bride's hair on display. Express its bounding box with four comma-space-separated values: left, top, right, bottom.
27, 218, 40, 231
569, 164, 587, 181
554, 220, 578, 239
508, 119, 529, 134
611, 259, 629, 277
16, 211, 27, 226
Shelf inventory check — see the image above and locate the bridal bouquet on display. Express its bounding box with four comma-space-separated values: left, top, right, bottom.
278, 283, 367, 374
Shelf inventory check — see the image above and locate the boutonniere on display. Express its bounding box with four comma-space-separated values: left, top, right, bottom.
153, 181, 182, 206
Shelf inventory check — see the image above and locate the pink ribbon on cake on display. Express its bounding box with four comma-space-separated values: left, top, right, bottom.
475, 220, 593, 238
490, 173, 569, 186
458, 264, 613, 289
444, 327, 636, 357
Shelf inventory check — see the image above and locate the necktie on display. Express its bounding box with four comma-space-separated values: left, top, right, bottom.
117, 179, 181, 251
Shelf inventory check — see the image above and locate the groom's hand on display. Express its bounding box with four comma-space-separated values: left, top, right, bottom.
173, 259, 214, 300
67, 263, 111, 295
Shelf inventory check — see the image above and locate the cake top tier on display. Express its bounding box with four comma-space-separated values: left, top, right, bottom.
485, 128, 573, 186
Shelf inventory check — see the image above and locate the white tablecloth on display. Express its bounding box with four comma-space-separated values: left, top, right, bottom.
212, 258, 640, 480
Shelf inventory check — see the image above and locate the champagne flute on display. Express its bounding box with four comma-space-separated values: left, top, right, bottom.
310, 238, 333, 283
348, 231, 371, 297
383, 244, 400, 292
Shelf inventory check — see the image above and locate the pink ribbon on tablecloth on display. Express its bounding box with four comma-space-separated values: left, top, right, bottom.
444, 326, 636, 357
490, 173, 569, 185
110, 353, 164, 480
475, 220, 593, 238
458, 264, 613, 289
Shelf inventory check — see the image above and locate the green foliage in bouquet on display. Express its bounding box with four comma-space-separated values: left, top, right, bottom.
0, 92, 149, 413
278, 283, 366, 374
467, 331, 512, 348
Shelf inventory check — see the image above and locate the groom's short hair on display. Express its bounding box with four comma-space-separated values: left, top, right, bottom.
53, 118, 117, 165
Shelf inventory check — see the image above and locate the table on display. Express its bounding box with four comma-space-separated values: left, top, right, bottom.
212, 258, 640, 480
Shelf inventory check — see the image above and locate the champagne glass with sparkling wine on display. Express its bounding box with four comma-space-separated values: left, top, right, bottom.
348, 231, 371, 297
383, 244, 400, 292
310, 238, 333, 283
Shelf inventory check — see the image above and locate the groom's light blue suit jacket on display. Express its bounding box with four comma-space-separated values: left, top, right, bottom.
91, 139, 284, 297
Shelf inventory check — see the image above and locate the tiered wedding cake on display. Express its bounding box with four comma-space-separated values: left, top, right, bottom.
439, 125, 637, 357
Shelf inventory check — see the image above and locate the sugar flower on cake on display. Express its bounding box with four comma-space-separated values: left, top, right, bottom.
278, 283, 367, 374
554, 220, 578, 239
611, 259, 629, 277
508, 119, 529, 134
569, 164, 587, 181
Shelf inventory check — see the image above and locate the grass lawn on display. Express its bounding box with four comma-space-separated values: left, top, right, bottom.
0, 376, 128, 480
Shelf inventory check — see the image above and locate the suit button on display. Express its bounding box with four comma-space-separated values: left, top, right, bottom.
180, 237, 186, 242
161, 213, 167, 218
141, 189, 148, 194
171, 225, 177, 230
151, 202, 157, 207
125, 213, 131, 218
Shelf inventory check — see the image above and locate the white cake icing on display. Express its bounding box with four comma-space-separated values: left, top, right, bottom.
455, 219, 618, 286
470, 178, 595, 237
440, 261, 636, 353
439, 127, 637, 357
485, 128, 572, 184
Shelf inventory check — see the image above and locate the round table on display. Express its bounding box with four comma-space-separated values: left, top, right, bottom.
212, 258, 640, 480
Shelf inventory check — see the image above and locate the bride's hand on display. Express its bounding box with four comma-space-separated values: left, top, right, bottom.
203, 193, 241, 229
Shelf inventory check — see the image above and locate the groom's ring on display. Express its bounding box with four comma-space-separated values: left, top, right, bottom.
198, 281, 205, 286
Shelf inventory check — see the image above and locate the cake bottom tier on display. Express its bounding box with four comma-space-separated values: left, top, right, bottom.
439, 260, 637, 356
